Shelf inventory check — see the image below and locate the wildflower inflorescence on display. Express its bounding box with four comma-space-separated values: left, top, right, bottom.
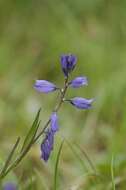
34, 54, 93, 162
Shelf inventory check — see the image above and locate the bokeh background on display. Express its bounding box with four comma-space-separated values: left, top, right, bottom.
0, 0, 126, 189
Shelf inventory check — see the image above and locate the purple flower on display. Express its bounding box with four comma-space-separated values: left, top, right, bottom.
34, 80, 58, 93
69, 97, 94, 109
60, 54, 77, 77
3, 183, 17, 190
50, 112, 59, 132
41, 129, 54, 162
41, 112, 59, 162
69, 76, 88, 88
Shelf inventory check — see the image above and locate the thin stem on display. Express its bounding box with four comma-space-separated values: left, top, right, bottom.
54, 77, 69, 112
33, 119, 50, 143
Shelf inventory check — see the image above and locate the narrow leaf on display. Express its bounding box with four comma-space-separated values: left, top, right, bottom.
20, 121, 41, 158
54, 140, 64, 190
65, 139, 88, 172
75, 142, 97, 174
0, 137, 20, 176
21, 108, 41, 152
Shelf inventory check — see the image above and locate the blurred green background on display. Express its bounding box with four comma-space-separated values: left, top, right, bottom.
0, 0, 126, 189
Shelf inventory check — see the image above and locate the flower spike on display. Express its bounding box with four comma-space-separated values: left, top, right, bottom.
33, 54, 94, 163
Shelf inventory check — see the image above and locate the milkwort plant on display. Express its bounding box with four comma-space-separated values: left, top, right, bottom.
34, 54, 94, 161
0, 54, 93, 182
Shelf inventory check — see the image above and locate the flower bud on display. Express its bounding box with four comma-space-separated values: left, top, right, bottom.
34, 80, 57, 93
50, 112, 59, 132
69, 76, 88, 88
69, 97, 94, 109
60, 54, 77, 77
41, 130, 54, 162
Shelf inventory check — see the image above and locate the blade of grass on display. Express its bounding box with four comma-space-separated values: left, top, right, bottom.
111, 155, 115, 190
74, 142, 97, 175
0, 137, 20, 177
74, 143, 102, 184
65, 139, 88, 172
54, 140, 64, 190
21, 108, 41, 152
19, 121, 41, 159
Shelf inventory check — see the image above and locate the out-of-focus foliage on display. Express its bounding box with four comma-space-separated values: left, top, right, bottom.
0, 0, 126, 189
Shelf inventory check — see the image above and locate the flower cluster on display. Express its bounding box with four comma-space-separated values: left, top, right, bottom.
34, 54, 93, 162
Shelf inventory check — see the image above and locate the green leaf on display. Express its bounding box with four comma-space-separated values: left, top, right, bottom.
54, 140, 64, 190
21, 108, 41, 152
0, 137, 20, 178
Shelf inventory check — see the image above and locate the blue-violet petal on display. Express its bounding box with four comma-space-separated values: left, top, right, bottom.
60, 54, 77, 77
70, 97, 94, 109
50, 112, 59, 132
69, 76, 88, 88
41, 130, 54, 162
34, 80, 57, 93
